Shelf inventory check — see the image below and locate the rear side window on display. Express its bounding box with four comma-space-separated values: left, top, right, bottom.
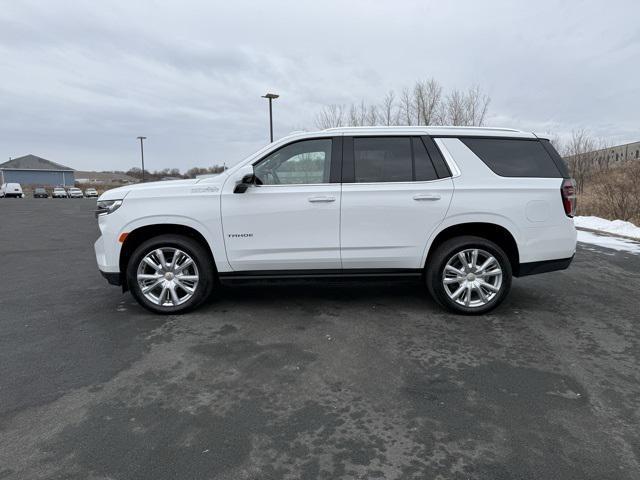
412, 137, 438, 181
354, 137, 413, 182
461, 138, 562, 178
352, 137, 440, 183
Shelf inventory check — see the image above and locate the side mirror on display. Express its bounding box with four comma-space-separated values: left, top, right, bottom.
234, 173, 256, 194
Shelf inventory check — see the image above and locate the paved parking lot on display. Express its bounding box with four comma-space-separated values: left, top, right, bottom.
1, 198, 639, 479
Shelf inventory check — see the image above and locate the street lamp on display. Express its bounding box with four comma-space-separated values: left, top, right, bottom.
261, 93, 279, 142
137, 136, 147, 182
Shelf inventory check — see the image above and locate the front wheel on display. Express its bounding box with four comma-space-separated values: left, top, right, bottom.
126, 234, 215, 314
426, 236, 512, 315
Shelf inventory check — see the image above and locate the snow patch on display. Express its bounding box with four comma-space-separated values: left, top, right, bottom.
574, 216, 640, 240
577, 230, 640, 255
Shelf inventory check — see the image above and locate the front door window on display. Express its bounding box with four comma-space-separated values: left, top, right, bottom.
254, 139, 332, 185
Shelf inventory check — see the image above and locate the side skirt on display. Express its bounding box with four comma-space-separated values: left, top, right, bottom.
218, 268, 423, 284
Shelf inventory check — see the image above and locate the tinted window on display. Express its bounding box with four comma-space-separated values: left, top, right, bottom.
354, 137, 412, 182
461, 138, 562, 178
255, 139, 332, 185
540, 139, 570, 177
422, 136, 451, 178
413, 137, 438, 181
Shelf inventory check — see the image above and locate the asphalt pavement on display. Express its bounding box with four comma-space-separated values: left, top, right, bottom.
1, 198, 639, 479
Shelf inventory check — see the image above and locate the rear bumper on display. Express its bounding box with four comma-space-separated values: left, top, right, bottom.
516, 255, 574, 277
100, 270, 122, 286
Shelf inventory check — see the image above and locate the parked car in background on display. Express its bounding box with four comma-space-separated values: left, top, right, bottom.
0, 183, 24, 198
33, 187, 49, 198
84, 188, 99, 198
52, 187, 68, 198
95, 126, 577, 315
68, 187, 84, 198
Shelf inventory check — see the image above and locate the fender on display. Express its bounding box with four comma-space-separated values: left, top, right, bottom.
119, 214, 231, 273
420, 212, 522, 268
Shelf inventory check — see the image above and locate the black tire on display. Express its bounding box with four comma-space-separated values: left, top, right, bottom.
426, 235, 512, 315
126, 234, 215, 314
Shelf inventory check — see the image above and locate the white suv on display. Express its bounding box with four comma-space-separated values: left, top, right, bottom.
94, 127, 577, 315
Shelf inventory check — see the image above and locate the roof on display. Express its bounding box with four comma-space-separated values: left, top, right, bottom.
0, 154, 74, 171
319, 126, 534, 138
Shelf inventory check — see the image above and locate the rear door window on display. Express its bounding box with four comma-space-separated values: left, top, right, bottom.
412, 137, 438, 181
354, 137, 413, 182
461, 138, 562, 178
352, 136, 441, 183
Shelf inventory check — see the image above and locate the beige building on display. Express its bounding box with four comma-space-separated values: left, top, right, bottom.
589, 141, 640, 166
563, 140, 640, 170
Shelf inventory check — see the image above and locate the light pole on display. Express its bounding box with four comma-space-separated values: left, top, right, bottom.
137, 136, 147, 182
261, 93, 279, 142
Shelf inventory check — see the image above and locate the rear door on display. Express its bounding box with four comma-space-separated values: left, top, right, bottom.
221, 137, 343, 271
340, 135, 453, 269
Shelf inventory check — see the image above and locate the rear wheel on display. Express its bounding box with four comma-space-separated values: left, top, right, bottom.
126, 234, 215, 314
426, 236, 512, 315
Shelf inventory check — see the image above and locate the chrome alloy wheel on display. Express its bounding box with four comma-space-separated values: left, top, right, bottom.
136, 248, 199, 307
442, 248, 503, 308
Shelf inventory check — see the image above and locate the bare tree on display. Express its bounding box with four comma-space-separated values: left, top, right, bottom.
591, 162, 640, 222
347, 101, 369, 127
314, 78, 491, 128
399, 87, 414, 126
414, 79, 442, 125
546, 132, 563, 153
443, 89, 467, 126
563, 129, 600, 193
380, 91, 396, 126
366, 104, 379, 126
464, 85, 490, 126
441, 86, 490, 126
315, 104, 344, 129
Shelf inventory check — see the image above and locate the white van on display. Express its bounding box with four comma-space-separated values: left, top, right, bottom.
0, 183, 24, 198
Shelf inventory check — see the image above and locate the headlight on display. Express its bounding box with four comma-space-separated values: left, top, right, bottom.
95, 200, 123, 218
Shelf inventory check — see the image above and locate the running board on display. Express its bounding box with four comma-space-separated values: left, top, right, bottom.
218, 268, 423, 282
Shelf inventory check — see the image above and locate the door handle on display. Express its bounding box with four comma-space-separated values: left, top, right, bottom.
308, 196, 336, 203
413, 194, 441, 201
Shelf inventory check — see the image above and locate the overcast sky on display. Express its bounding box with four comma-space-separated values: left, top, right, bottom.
1, 0, 639, 172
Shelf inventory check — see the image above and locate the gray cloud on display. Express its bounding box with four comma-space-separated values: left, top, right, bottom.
0, 0, 639, 171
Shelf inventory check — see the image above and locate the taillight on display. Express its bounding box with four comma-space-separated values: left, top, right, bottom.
561, 178, 577, 217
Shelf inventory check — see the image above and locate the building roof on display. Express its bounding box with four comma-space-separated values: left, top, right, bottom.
0, 154, 74, 171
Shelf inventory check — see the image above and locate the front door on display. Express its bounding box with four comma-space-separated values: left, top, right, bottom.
221, 137, 342, 271
340, 135, 454, 269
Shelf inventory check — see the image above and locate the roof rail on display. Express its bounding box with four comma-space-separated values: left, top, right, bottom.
323, 125, 522, 133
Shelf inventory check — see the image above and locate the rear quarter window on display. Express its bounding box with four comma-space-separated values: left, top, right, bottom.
461, 138, 562, 178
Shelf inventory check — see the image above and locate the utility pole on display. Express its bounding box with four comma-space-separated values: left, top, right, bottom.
137, 136, 147, 182
261, 93, 279, 142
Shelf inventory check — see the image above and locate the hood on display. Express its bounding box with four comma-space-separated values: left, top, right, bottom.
97, 175, 228, 201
